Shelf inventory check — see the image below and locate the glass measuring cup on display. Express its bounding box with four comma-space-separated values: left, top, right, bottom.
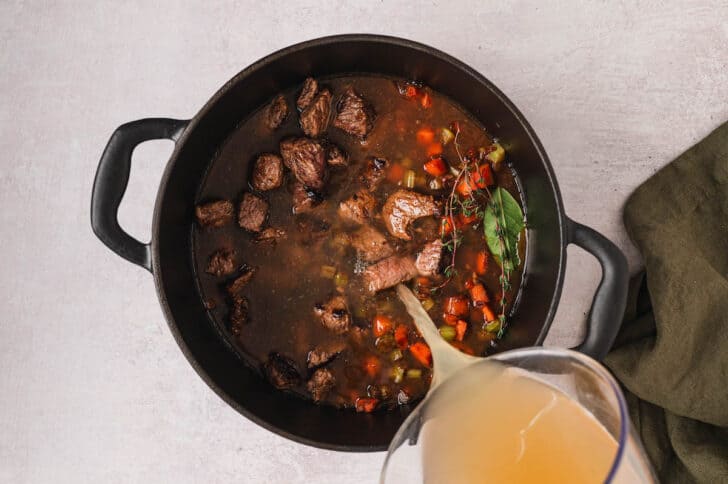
381, 286, 656, 483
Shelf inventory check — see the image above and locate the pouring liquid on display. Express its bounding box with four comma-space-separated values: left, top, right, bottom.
420, 361, 619, 484
395, 285, 636, 483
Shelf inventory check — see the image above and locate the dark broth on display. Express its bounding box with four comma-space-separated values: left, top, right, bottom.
193, 75, 525, 410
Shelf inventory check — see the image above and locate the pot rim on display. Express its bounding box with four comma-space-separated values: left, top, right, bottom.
149, 33, 568, 452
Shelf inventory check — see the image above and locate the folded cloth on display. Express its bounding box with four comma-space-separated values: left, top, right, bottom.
605, 121, 728, 483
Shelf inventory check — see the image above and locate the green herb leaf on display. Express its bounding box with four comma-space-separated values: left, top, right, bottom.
483, 187, 525, 268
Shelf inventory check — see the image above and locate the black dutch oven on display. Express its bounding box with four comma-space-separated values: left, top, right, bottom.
91, 35, 628, 451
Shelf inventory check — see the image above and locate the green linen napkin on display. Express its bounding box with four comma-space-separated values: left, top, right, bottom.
605, 121, 728, 483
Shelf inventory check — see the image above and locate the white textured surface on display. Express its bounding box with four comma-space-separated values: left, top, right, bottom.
1, 1, 726, 482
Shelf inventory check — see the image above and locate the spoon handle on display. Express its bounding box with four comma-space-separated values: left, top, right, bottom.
396, 284, 480, 387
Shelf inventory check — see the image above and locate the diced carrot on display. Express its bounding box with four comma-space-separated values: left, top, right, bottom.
421, 92, 432, 108
476, 250, 488, 275
472, 163, 495, 188
416, 127, 435, 145
457, 212, 478, 226
423, 156, 448, 176
469, 283, 489, 307
372, 315, 393, 337
387, 163, 405, 183
410, 342, 432, 367
394, 324, 409, 349
426, 142, 443, 157
456, 175, 477, 197
450, 341, 475, 355
455, 320, 468, 342
355, 397, 379, 413
442, 313, 459, 326
363, 355, 381, 377
405, 85, 418, 99
482, 304, 497, 323
444, 295, 469, 317
415, 277, 432, 300
440, 216, 456, 237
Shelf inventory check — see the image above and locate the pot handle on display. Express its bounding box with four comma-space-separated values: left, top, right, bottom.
566, 219, 629, 360
91, 118, 188, 272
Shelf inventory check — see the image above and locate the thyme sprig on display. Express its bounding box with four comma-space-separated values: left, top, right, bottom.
437, 126, 523, 339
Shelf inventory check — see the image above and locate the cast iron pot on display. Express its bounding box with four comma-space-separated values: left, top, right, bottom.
91, 35, 628, 451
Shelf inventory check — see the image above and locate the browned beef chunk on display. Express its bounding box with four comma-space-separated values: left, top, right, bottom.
251, 153, 284, 191
307, 342, 345, 368
362, 255, 418, 293
265, 94, 288, 129
229, 295, 248, 335
227, 265, 256, 296
205, 249, 236, 277
292, 181, 323, 214
349, 225, 395, 263
195, 200, 234, 228
297, 77, 318, 111
333, 86, 375, 139
382, 189, 439, 240
360, 157, 388, 191
338, 189, 377, 224
307, 368, 335, 402
326, 144, 347, 167
415, 239, 443, 276
279, 138, 327, 190
238, 193, 268, 232
264, 352, 301, 389
254, 227, 287, 245
300, 88, 331, 137
314, 295, 351, 334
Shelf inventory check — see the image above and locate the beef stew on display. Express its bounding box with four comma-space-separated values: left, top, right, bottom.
193, 75, 525, 411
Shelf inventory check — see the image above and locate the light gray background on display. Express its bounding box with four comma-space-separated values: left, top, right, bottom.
1, 1, 726, 482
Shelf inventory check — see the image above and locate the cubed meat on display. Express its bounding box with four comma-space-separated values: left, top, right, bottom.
238, 193, 268, 232
279, 137, 327, 190
333, 86, 375, 139
307, 343, 345, 368
326, 144, 348, 167
195, 200, 234, 228
349, 225, 395, 263
415, 239, 443, 277
360, 157, 388, 191
251, 153, 284, 191
292, 182, 323, 214
297, 77, 318, 111
362, 255, 419, 293
314, 295, 351, 334
307, 368, 335, 402
300, 88, 332, 137
227, 265, 256, 296
205, 249, 236, 277
229, 295, 248, 335
265, 94, 288, 130
338, 189, 377, 224
382, 189, 439, 240
264, 352, 301, 389
255, 227, 287, 245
